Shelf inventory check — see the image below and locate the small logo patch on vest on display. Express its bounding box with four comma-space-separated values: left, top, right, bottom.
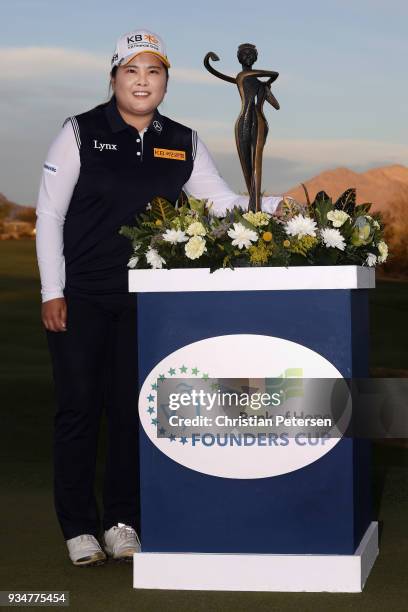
44, 162, 58, 175
154, 148, 186, 161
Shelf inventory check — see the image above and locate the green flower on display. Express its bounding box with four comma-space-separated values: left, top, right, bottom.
170, 217, 182, 229
248, 240, 273, 264
351, 216, 374, 246
242, 211, 271, 227
286, 235, 318, 256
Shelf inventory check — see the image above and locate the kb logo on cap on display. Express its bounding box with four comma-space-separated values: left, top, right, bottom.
127, 34, 143, 45
127, 33, 159, 47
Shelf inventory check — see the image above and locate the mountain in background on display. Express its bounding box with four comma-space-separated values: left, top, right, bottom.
1, 165, 407, 274
285, 164, 408, 212
0, 193, 34, 218
3, 163, 408, 213
0, 193, 36, 239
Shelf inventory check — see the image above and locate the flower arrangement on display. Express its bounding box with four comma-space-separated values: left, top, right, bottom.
119, 187, 389, 272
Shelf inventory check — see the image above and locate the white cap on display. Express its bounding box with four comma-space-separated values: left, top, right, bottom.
111, 29, 170, 69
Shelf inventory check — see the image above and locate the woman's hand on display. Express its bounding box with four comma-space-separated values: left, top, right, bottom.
41, 297, 67, 332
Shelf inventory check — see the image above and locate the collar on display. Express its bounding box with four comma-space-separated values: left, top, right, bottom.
104, 95, 164, 135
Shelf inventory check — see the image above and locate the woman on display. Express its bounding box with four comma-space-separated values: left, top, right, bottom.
36, 28, 284, 567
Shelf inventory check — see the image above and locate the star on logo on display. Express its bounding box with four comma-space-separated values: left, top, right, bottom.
158, 374, 165, 382
180, 365, 188, 373
192, 367, 199, 375
179, 436, 188, 445
168, 367, 176, 376
169, 434, 176, 442
151, 418, 159, 426
153, 120, 162, 133
147, 394, 155, 402
147, 406, 155, 414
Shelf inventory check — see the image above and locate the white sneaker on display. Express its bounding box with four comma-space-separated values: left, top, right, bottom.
103, 523, 141, 562
66, 534, 107, 567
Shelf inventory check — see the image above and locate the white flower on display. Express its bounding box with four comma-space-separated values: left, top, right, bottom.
185, 236, 207, 260
327, 210, 350, 227
186, 221, 206, 236
162, 229, 189, 244
127, 255, 139, 268
227, 222, 258, 249
366, 253, 377, 267
285, 214, 317, 238
320, 228, 346, 251
146, 247, 166, 269
146, 202, 152, 210
378, 241, 388, 263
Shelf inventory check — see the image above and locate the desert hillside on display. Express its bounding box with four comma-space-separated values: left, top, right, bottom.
285, 164, 408, 212
0, 193, 36, 239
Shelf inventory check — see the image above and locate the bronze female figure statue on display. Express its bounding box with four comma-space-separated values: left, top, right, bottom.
204, 43, 280, 212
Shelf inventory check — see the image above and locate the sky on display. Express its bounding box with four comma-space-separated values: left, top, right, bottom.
1, 0, 407, 205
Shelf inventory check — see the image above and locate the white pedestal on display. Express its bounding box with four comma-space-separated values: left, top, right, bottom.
129, 265, 375, 293
133, 521, 378, 593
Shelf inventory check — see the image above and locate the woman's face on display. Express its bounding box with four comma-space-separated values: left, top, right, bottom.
111, 52, 167, 119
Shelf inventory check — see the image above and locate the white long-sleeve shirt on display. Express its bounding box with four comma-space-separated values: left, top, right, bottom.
36, 121, 284, 302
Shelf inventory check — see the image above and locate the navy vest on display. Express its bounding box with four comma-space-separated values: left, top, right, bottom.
62, 96, 196, 295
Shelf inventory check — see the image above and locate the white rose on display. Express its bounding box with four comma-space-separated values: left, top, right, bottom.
186, 221, 206, 236
185, 236, 207, 260
377, 241, 388, 263
327, 210, 350, 227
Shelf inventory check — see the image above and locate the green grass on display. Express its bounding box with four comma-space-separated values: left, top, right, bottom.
0, 240, 407, 611
370, 277, 408, 370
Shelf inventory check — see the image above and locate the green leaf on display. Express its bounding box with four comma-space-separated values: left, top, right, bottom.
340, 218, 353, 240
354, 203, 372, 215
119, 225, 139, 239
188, 197, 207, 215
176, 190, 189, 208
314, 198, 333, 228
314, 190, 331, 204
313, 246, 340, 265
334, 188, 356, 214
151, 196, 177, 221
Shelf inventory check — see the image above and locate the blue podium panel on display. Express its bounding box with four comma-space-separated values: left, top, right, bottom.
135, 281, 373, 555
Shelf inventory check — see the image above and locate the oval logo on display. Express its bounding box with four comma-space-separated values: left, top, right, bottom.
139, 334, 348, 478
